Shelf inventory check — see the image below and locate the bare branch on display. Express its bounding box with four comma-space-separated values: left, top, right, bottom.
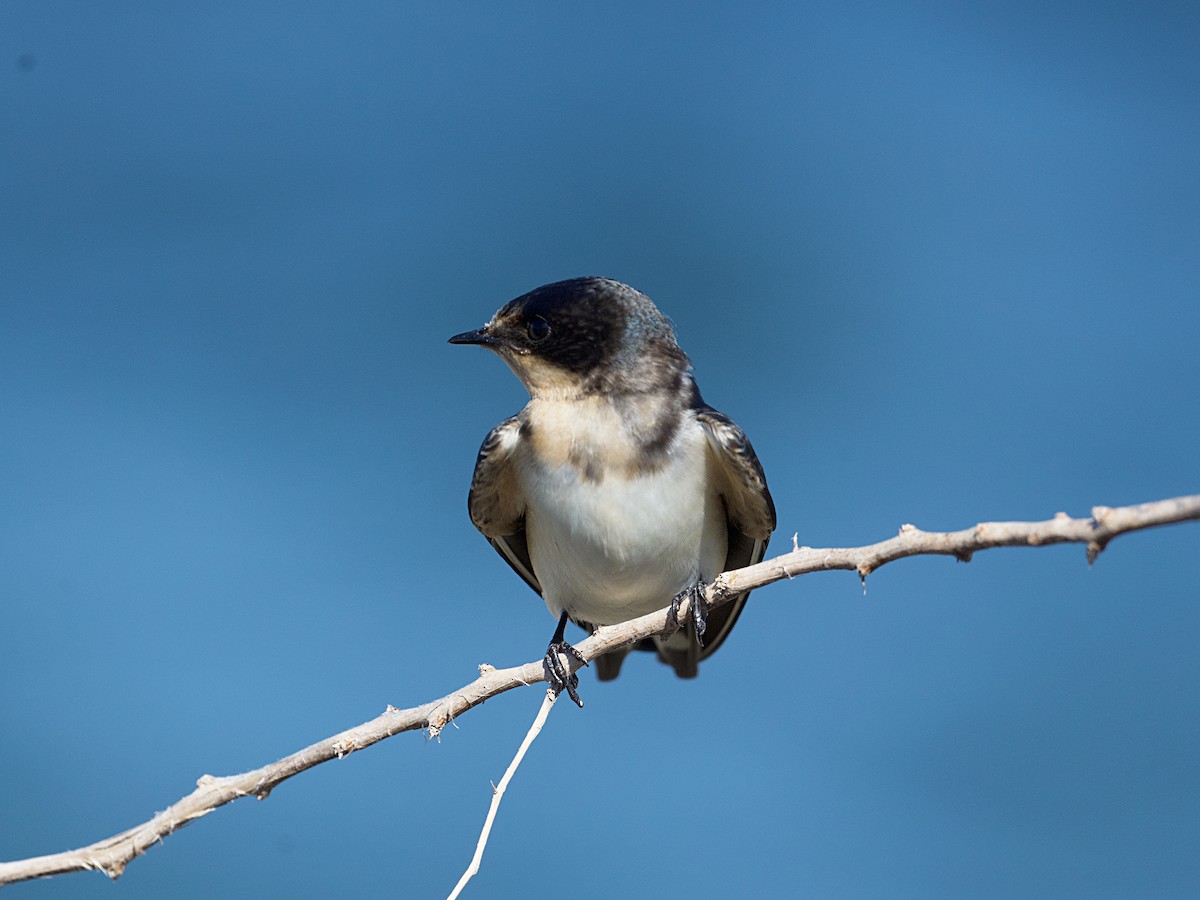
719, 493, 1200, 591
1, 493, 1196, 888
447, 689, 559, 900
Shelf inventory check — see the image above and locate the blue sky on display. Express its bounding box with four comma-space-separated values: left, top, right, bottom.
2, 3, 1198, 897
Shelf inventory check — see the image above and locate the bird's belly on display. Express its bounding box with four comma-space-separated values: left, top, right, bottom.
523, 454, 727, 626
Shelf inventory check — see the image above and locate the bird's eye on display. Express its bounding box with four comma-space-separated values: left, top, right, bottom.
526, 317, 551, 342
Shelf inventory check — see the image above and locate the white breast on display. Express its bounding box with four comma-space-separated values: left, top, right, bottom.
518, 403, 727, 626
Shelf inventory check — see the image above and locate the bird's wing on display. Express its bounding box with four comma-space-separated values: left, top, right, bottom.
467, 416, 541, 595
692, 404, 776, 663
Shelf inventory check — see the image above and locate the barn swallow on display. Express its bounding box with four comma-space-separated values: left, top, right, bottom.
449, 277, 775, 706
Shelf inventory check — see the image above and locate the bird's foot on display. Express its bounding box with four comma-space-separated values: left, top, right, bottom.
667, 580, 710, 647
544, 640, 586, 707
544, 610, 587, 708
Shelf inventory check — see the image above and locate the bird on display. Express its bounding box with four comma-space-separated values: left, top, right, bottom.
449, 277, 775, 706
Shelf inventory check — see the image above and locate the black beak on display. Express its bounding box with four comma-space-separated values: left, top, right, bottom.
448, 327, 497, 347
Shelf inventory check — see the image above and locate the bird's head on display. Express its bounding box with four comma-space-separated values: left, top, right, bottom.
449, 277, 688, 400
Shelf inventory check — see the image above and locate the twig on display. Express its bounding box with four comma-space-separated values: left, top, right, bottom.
719, 495, 1200, 596
447, 689, 558, 900
0, 493, 1196, 888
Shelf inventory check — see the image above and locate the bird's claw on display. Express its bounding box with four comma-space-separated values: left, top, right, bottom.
544, 640, 587, 708
667, 580, 709, 647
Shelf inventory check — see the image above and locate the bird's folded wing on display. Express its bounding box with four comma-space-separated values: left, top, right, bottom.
691, 405, 777, 663
695, 405, 776, 542
467, 416, 541, 595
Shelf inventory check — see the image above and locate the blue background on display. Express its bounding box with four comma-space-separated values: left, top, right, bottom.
3, 3, 1198, 898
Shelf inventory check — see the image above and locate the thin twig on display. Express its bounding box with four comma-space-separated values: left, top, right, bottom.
1, 494, 1197, 888
447, 689, 558, 900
